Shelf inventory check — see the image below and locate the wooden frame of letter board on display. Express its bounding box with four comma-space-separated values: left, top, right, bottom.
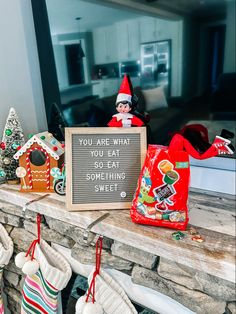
65, 127, 147, 211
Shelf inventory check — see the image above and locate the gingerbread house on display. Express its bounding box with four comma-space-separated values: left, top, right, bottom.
14, 131, 64, 192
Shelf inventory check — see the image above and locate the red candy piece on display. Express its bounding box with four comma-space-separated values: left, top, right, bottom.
53, 146, 58, 151
16, 146, 21, 151
0, 142, 6, 150
61, 143, 65, 148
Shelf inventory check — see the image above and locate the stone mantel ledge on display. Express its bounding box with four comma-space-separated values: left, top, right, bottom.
0, 184, 235, 283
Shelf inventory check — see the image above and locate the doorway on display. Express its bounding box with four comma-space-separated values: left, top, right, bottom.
65, 43, 85, 85
208, 25, 226, 91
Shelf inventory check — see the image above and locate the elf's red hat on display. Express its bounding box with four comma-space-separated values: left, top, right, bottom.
116, 74, 132, 104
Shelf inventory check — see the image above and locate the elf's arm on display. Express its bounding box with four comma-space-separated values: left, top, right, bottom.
131, 115, 144, 127
107, 117, 122, 127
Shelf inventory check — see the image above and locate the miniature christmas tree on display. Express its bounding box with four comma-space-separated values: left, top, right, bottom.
0, 108, 25, 183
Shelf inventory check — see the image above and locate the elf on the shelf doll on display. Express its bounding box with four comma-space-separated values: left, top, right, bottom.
108, 75, 145, 127
169, 124, 234, 159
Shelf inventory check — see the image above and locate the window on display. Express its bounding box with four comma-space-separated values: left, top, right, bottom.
31, 0, 235, 194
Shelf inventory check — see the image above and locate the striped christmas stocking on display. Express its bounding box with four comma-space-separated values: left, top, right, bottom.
0, 224, 14, 314
19, 239, 72, 314
22, 268, 58, 314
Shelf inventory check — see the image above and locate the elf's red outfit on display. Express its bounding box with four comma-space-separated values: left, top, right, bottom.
108, 113, 144, 127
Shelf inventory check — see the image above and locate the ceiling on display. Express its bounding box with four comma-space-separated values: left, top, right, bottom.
46, 0, 140, 35
140, 0, 229, 17
46, 0, 232, 35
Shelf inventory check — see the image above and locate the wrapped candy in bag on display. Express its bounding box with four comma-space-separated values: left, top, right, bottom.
131, 124, 234, 230
131, 145, 190, 230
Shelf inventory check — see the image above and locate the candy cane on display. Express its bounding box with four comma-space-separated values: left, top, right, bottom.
45, 152, 50, 190
26, 148, 50, 190
26, 150, 33, 189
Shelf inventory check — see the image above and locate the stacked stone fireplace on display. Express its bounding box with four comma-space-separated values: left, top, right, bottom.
0, 200, 235, 314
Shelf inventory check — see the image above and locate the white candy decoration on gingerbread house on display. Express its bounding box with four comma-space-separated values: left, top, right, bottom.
14, 131, 64, 192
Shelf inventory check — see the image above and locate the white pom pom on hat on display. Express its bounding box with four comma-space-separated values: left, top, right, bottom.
22, 259, 40, 276
15, 252, 30, 269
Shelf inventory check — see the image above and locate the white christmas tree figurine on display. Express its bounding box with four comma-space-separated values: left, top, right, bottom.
0, 108, 25, 183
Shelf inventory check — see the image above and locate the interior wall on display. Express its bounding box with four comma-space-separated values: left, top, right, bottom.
53, 44, 69, 88
0, 0, 47, 138
181, 16, 199, 100
224, 0, 236, 73
155, 18, 183, 97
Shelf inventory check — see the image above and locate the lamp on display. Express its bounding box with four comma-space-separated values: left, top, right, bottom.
75, 17, 85, 59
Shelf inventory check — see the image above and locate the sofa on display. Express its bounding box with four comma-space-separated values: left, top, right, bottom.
51, 87, 186, 145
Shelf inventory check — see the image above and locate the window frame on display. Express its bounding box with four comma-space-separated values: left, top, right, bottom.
30, 0, 235, 194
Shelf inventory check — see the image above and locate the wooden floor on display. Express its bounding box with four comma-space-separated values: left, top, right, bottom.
0, 184, 235, 283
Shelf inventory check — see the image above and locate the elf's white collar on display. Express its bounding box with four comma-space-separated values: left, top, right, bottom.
112, 113, 133, 121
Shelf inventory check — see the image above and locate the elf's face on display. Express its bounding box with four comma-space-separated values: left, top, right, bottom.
116, 102, 131, 113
